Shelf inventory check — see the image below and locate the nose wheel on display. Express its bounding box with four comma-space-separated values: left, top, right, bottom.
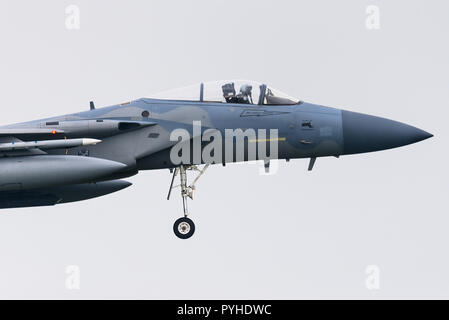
167, 164, 209, 239
173, 217, 195, 239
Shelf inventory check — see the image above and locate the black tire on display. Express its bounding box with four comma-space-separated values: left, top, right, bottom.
173, 217, 195, 239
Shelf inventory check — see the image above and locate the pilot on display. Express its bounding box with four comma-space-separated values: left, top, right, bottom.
222, 82, 253, 104
222, 82, 238, 103
238, 84, 253, 104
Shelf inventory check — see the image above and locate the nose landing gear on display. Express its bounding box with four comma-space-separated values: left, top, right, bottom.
167, 164, 209, 239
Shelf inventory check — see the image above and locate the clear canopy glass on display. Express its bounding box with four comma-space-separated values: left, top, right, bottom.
149, 80, 300, 105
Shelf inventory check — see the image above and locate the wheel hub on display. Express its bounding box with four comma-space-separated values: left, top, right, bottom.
178, 221, 191, 235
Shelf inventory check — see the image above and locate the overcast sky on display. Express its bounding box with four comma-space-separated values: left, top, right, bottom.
0, 0, 447, 299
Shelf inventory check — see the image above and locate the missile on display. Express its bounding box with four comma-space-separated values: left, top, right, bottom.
0, 138, 101, 151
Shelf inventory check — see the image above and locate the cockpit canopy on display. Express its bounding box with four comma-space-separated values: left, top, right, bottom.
150, 80, 300, 105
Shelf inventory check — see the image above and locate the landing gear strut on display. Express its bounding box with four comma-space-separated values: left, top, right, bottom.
167, 164, 209, 239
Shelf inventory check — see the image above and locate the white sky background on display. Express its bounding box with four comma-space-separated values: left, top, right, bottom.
0, 0, 447, 298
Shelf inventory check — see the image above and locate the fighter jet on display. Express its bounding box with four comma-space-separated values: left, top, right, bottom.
0, 80, 432, 239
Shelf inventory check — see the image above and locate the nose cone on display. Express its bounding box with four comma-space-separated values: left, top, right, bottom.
342, 110, 433, 155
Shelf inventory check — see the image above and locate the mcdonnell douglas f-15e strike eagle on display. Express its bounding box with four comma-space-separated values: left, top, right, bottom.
0, 80, 432, 239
